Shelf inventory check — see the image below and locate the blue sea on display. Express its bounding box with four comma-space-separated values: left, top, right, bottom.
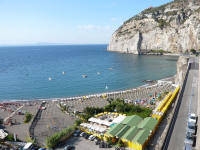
0, 45, 178, 101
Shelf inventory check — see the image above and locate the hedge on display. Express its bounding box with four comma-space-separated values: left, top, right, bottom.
46, 126, 75, 148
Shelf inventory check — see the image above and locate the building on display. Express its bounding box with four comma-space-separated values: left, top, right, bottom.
105, 116, 158, 150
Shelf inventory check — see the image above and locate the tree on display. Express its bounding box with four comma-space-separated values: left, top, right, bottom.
74, 119, 82, 127
191, 49, 196, 54
107, 98, 114, 105
106, 137, 113, 144
117, 139, 124, 147
24, 112, 32, 123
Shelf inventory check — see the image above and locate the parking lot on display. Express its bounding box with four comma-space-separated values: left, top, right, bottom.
34, 101, 75, 146
56, 136, 115, 150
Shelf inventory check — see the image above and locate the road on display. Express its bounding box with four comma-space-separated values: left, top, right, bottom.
167, 57, 199, 150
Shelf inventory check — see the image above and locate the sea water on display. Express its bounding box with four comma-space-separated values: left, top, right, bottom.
0, 45, 177, 100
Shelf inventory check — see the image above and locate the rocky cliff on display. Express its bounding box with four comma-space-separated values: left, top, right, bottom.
108, 0, 200, 54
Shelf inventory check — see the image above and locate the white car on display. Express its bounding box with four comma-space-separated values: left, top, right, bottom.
187, 122, 196, 135
88, 135, 96, 141
188, 113, 197, 124
184, 132, 194, 146
88, 135, 94, 140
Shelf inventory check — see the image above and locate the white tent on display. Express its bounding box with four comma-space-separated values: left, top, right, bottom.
0, 129, 8, 139
112, 115, 126, 124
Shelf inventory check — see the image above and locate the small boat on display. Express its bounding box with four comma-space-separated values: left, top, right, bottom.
48, 77, 52, 81
62, 71, 65, 75
108, 68, 113, 70
105, 84, 108, 89
82, 74, 87, 78
97, 72, 101, 75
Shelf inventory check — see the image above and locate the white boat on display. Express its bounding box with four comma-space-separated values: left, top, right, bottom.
62, 71, 65, 75
97, 72, 101, 75
48, 77, 52, 81
105, 85, 108, 89
82, 74, 87, 78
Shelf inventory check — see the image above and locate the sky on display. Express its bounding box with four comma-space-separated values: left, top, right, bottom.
0, 0, 173, 45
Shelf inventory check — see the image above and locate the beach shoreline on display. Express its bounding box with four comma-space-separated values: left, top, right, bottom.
0, 75, 176, 103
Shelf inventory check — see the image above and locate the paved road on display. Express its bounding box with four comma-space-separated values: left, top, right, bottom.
167, 57, 199, 150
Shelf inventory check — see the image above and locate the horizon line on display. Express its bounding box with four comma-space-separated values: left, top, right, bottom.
0, 43, 108, 47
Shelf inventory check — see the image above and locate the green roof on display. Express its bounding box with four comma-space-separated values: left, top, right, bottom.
106, 123, 124, 136
115, 125, 130, 138
121, 126, 139, 141
132, 129, 150, 145
121, 115, 143, 127
137, 117, 158, 131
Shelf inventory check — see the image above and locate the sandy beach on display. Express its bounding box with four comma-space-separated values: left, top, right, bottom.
0, 76, 176, 146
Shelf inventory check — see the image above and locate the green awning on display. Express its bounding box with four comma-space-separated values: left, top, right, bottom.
106, 123, 124, 137
137, 117, 158, 131
115, 125, 130, 138
132, 129, 150, 145
121, 115, 143, 127
121, 126, 138, 141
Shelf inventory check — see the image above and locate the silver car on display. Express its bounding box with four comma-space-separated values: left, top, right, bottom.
184, 132, 194, 146
185, 143, 192, 150
187, 122, 196, 135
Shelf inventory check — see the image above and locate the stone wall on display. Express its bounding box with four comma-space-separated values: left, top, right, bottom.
175, 56, 189, 85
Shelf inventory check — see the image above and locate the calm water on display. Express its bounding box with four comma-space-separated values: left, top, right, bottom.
0, 45, 178, 100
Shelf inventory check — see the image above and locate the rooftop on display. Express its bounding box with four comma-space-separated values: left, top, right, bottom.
137, 117, 158, 131
121, 115, 143, 127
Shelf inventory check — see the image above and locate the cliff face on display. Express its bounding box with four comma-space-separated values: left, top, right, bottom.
108, 0, 200, 54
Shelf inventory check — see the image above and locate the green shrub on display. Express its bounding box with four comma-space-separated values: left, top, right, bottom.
165, 11, 177, 16
158, 19, 169, 29
24, 112, 32, 123
117, 139, 124, 147
81, 107, 104, 121
74, 119, 82, 127
80, 99, 152, 122
46, 126, 75, 148
5, 134, 15, 141
25, 136, 35, 143
191, 49, 196, 54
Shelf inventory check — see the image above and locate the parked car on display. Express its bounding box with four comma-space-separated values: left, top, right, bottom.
88, 135, 96, 141
185, 143, 192, 150
187, 122, 196, 135
95, 139, 101, 145
73, 130, 81, 137
188, 113, 197, 124
80, 132, 86, 137
38, 148, 46, 150
73, 132, 79, 137
184, 132, 195, 146
23, 143, 33, 150
64, 145, 75, 150
103, 143, 112, 148
86, 134, 90, 139
94, 137, 99, 142
99, 142, 105, 148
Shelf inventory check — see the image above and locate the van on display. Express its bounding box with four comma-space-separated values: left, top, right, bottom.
23, 143, 33, 150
